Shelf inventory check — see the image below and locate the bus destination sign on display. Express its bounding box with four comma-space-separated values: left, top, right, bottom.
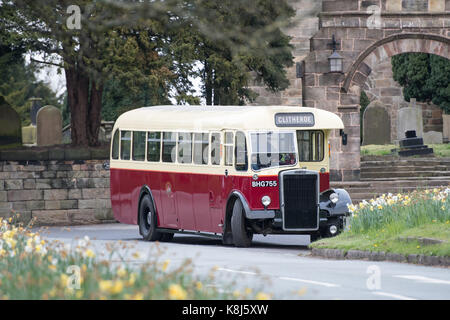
274, 112, 315, 127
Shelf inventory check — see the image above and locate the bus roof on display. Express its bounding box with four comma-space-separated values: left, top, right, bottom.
113, 105, 344, 131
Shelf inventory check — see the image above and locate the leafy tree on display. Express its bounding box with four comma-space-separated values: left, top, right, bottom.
0, 1, 199, 146
1, 0, 295, 146
392, 53, 449, 114
196, 0, 294, 105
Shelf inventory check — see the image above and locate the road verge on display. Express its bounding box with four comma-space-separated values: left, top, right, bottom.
310, 248, 450, 267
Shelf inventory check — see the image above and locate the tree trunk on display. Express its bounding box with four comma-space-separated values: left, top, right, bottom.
87, 80, 103, 146
65, 67, 89, 146
65, 67, 103, 147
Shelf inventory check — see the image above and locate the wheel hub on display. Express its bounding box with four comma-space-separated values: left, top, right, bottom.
146, 209, 152, 226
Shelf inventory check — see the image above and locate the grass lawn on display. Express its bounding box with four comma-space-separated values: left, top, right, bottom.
361, 143, 450, 157
310, 188, 450, 258
310, 222, 450, 257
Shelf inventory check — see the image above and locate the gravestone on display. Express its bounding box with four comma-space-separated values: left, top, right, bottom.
362, 101, 391, 145
36, 105, 62, 146
423, 131, 443, 144
393, 130, 433, 157
443, 114, 450, 143
29, 97, 43, 126
0, 96, 22, 147
22, 125, 37, 145
397, 98, 423, 140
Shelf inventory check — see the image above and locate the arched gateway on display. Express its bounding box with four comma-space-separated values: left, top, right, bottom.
251, 0, 450, 181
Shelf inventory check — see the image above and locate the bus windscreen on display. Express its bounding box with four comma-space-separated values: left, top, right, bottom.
250, 132, 297, 171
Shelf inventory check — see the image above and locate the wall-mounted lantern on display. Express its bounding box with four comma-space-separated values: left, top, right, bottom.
328, 35, 343, 73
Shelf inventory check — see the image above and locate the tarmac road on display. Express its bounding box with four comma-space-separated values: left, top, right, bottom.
37, 223, 450, 300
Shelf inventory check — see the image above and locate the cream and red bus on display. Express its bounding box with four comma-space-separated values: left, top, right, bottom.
110, 105, 352, 247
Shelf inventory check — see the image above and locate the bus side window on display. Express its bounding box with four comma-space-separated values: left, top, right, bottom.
132, 131, 146, 161
162, 132, 176, 163
147, 132, 161, 162
112, 130, 119, 160
178, 132, 193, 164
224, 132, 234, 166
194, 133, 209, 165
211, 133, 221, 165
235, 131, 248, 171
120, 131, 131, 160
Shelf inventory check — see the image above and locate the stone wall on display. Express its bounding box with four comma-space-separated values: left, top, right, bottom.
0, 150, 113, 226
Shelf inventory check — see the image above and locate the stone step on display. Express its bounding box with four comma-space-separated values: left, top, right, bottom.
361, 159, 450, 167
361, 156, 450, 162
361, 165, 450, 173
361, 171, 450, 179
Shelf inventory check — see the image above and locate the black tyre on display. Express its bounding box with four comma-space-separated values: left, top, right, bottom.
160, 233, 174, 242
231, 199, 253, 247
310, 232, 321, 242
138, 194, 162, 241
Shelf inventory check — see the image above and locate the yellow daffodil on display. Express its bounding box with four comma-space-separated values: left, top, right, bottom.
99, 280, 113, 292
168, 284, 187, 300
162, 259, 170, 272
255, 292, 271, 300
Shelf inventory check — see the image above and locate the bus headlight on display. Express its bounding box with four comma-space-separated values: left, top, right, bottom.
261, 196, 271, 207
329, 193, 339, 204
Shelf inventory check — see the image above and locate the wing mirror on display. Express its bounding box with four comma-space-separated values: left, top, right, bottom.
340, 129, 347, 146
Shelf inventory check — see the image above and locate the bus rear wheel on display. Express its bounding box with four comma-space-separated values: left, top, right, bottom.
231, 199, 253, 247
139, 194, 162, 242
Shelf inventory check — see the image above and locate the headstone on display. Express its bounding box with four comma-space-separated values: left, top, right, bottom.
22, 125, 37, 145
397, 98, 423, 140
29, 97, 43, 126
443, 114, 450, 144
0, 96, 22, 147
362, 101, 391, 145
393, 130, 434, 157
36, 105, 62, 146
423, 131, 443, 144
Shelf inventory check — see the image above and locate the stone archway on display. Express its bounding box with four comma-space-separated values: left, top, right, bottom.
343, 33, 450, 92
304, 32, 449, 181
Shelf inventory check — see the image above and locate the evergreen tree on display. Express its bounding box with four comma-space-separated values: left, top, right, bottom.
392, 53, 449, 114
1, 0, 295, 145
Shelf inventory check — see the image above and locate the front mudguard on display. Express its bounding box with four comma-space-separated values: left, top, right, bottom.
319, 188, 352, 217
317, 188, 352, 237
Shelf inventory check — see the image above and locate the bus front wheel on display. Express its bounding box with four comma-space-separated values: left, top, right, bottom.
139, 194, 162, 242
231, 199, 253, 247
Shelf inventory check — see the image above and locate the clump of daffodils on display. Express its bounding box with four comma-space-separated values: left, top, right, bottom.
345, 187, 450, 234
0, 216, 266, 300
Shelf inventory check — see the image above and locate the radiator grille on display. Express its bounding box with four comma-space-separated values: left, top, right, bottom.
282, 173, 318, 230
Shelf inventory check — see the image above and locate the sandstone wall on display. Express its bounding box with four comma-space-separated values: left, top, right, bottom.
0, 149, 113, 226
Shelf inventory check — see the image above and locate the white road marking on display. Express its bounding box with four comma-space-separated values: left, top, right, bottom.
372, 291, 416, 300
218, 268, 340, 288
393, 275, 450, 285
217, 268, 258, 275
278, 276, 340, 288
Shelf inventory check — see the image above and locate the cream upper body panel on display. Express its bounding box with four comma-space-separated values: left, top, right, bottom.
112, 105, 344, 132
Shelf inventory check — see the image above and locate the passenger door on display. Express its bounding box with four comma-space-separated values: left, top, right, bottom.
160, 132, 178, 228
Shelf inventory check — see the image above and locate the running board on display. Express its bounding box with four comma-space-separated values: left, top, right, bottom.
156, 228, 223, 239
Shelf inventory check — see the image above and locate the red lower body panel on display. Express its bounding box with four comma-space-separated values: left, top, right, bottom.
110, 168, 330, 233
